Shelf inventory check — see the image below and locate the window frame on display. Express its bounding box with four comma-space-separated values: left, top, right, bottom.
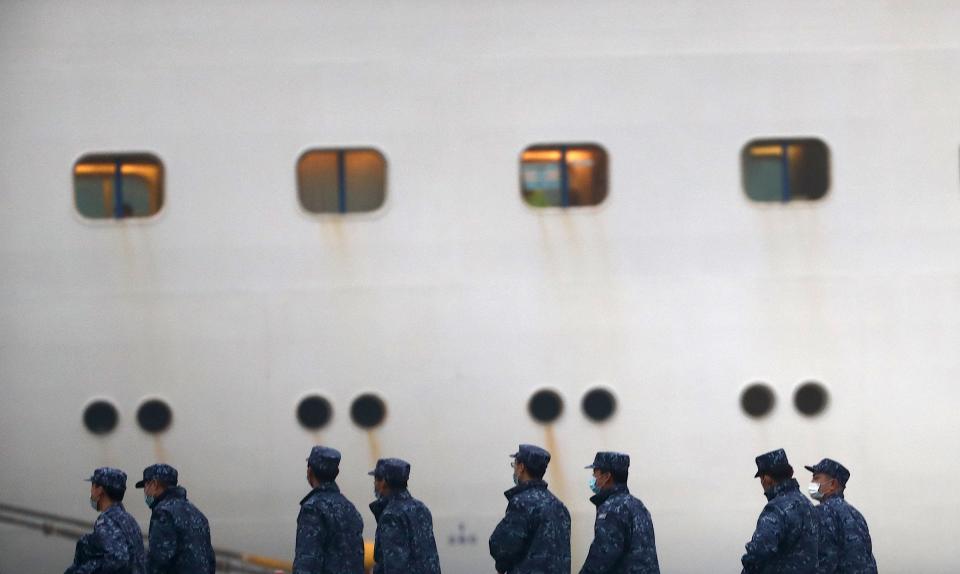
740, 137, 831, 204
295, 147, 389, 216
519, 142, 610, 209
72, 152, 165, 221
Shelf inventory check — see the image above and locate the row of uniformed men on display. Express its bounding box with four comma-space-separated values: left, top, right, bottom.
65, 445, 877, 574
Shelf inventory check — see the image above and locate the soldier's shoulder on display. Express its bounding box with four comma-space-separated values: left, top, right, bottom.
153, 499, 181, 519
598, 489, 630, 508
778, 490, 814, 514
409, 495, 431, 512
623, 493, 650, 514
508, 487, 545, 510
317, 491, 357, 513
836, 499, 868, 523
526, 486, 556, 504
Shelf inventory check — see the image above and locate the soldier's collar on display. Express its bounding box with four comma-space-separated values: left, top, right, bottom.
765, 478, 800, 501
589, 483, 629, 506
504, 479, 548, 498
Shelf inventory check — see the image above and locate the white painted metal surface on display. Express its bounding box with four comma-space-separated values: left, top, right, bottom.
2, 1, 960, 571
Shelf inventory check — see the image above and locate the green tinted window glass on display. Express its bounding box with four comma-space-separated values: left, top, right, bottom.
742, 139, 829, 202
73, 154, 164, 219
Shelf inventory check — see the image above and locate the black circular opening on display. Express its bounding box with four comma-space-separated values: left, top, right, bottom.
794, 381, 829, 417
83, 400, 119, 435
137, 399, 173, 433
528, 389, 564, 424
741, 383, 775, 418
350, 394, 386, 429
297, 395, 333, 430
582, 388, 617, 422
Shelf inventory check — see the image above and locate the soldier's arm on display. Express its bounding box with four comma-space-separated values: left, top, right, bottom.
488, 500, 530, 573
91, 519, 133, 574
741, 506, 783, 574
837, 510, 875, 573
379, 512, 412, 573
816, 509, 840, 574
292, 504, 327, 574
147, 510, 179, 574
65, 535, 98, 574
578, 510, 626, 574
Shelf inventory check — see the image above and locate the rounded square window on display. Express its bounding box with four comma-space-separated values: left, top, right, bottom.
520, 143, 608, 208
742, 138, 830, 202
74, 153, 164, 219
297, 148, 387, 214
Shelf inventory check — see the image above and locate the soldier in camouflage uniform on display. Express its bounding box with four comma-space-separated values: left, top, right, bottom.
135, 464, 215, 574
65, 467, 146, 574
579, 452, 660, 574
293, 446, 365, 574
368, 458, 442, 574
489, 444, 572, 574
804, 459, 877, 574
742, 448, 818, 574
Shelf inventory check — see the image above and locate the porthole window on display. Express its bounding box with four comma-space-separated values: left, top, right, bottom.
297, 148, 386, 214
794, 381, 829, 416
137, 398, 173, 434
741, 138, 829, 202
350, 394, 386, 429
74, 153, 164, 219
297, 395, 333, 430
582, 387, 617, 423
528, 389, 564, 424
740, 383, 775, 418
83, 400, 119, 435
520, 144, 608, 207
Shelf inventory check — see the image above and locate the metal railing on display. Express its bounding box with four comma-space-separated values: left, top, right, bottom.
0, 502, 291, 573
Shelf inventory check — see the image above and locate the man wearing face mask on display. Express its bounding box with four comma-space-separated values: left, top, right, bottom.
65, 467, 146, 574
488, 444, 571, 574
804, 459, 877, 574
579, 451, 660, 574
741, 448, 818, 574
135, 463, 215, 574
368, 458, 442, 574
294, 446, 365, 574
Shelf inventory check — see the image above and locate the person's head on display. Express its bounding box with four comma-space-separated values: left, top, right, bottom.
586, 452, 630, 492
135, 464, 178, 502
510, 444, 550, 484
754, 448, 794, 493
87, 468, 128, 511
804, 458, 850, 501
758, 466, 794, 492
306, 446, 342, 487
369, 458, 411, 497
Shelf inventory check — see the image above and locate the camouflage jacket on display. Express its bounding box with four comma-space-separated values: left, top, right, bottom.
369, 488, 441, 574
815, 494, 877, 574
742, 479, 819, 574
489, 480, 572, 574
65, 503, 146, 574
579, 484, 659, 574
147, 486, 215, 574
293, 482, 365, 574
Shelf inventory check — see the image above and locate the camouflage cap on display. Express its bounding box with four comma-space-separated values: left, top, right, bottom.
307, 446, 342, 472
804, 458, 851, 486
510, 444, 551, 475
754, 448, 793, 478
135, 463, 178, 488
86, 467, 127, 492
367, 458, 411, 483
585, 451, 630, 474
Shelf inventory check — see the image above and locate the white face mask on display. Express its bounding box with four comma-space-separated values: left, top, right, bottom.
808, 482, 824, 500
